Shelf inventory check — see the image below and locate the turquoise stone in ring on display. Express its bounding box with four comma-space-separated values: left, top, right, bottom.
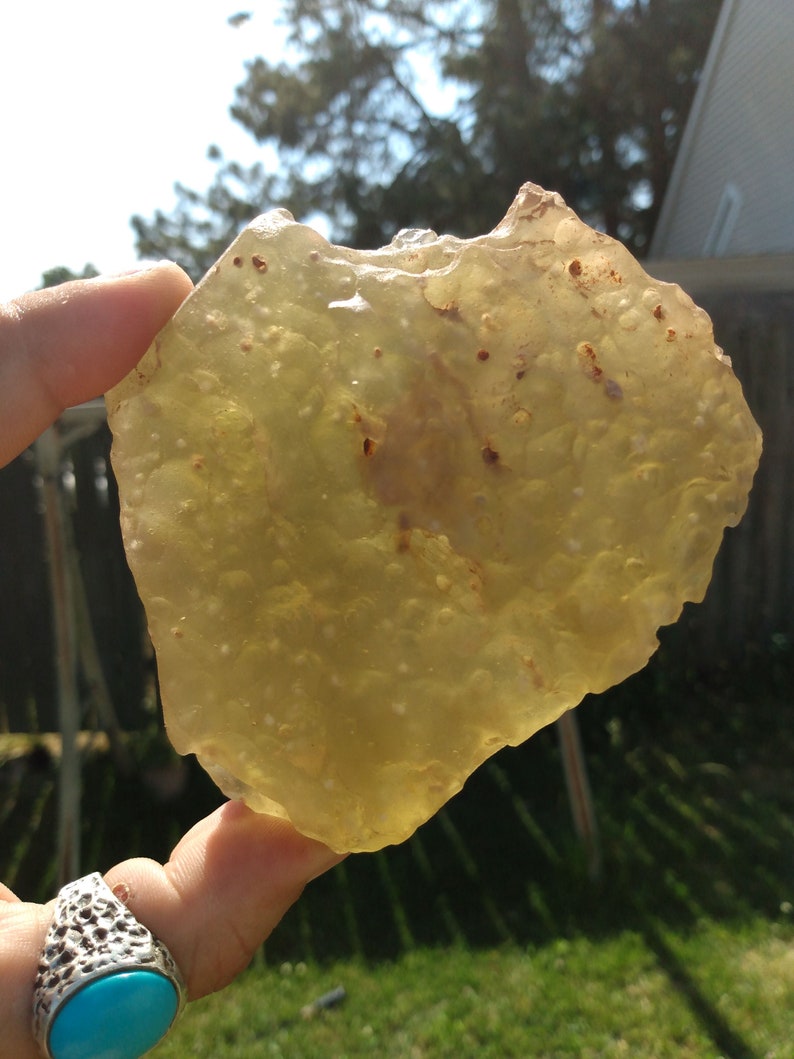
48, 970, 179, 1059
33, 874, 186, 1059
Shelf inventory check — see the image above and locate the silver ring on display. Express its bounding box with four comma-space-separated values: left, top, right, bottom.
33, 872, 186, 1059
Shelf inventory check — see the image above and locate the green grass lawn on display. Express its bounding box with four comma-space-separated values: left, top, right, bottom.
2, 648, 793, 1056
158, 917, 794, 1058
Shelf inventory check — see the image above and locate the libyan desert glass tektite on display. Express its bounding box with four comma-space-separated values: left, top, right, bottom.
106, 183, 761, 853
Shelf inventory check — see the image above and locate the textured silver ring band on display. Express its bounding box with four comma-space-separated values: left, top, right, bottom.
32, 872, 186, 1059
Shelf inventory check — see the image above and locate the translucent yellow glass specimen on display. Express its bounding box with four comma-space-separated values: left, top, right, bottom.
106, 183, 761, 852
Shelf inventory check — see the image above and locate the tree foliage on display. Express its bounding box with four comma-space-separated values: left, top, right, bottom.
133, 0, 721, 278
39, 263, 99, 289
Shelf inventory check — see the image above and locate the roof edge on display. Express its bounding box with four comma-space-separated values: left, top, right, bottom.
646, 253, 794, 293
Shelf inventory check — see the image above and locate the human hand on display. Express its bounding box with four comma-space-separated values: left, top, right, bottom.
0, 262, 192, 466
0, 265, 343, 1058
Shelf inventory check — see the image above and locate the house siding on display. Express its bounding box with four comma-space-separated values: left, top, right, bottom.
651, 0, 794, 259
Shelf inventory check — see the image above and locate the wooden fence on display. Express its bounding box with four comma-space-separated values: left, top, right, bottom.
0, 288, 791, 732
0, 426, 151, 732
676, 289, 794, 661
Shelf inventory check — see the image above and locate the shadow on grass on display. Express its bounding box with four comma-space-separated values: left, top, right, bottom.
639, 919, 760, 1059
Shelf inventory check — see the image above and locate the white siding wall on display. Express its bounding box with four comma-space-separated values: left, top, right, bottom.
651, 0, 794, 259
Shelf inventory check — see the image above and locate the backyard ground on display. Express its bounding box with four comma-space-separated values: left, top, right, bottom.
2, 647, 793, 1057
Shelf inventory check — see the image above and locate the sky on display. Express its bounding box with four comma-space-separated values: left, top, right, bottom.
0, 1, 291, 301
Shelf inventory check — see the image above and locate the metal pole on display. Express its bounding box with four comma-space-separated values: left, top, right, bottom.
34, 426, 81, 886
556, 709, 602, 880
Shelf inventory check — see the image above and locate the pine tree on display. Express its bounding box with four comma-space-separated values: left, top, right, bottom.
133, 0, 721, 278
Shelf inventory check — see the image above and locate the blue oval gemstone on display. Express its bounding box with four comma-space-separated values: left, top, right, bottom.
49, 970, 179, 1059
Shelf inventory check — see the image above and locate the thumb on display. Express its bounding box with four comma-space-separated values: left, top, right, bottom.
0, 262, 192, 467
0, 804, 342, 1059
